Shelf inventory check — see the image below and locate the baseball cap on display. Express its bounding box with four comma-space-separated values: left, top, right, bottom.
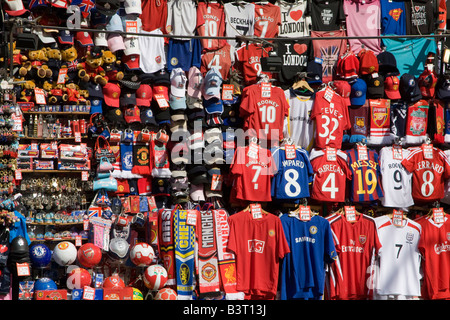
171, 142, 189, 165
350, 78, 367, 106
330, 80, 351, 106
95, 0, 120, 16
124, 37, 141, 56
124, 0, 142, 14
122, 54, 141, 71
384, 75, 402, 100
90, 8, 107, 28
187, 96, 203, 110
365, 73, 385, 99
124, 106, 141, 123
119, 73, 141, 90
107, 33, 125, 53
170, 68, 187, 98
203, 97, 224, 114
337, 53, 359, 79
204, 127, 222, 144
188, 166, 208, 184
171, 113, 187, 122
418, 69, 438, 99
140, 107, 157, 125
33, 29, 56, 44
169, 94, 187, 110
203, 68, 222, 98
120, 92, 137, 107
187, 66, 203, 99
89, 99, 103, 114
106, 106, 125, 124
359, 49, 379, 75
87, 82, 103, 99
436, 76, 450, 101
58, 30, 74, 45
94, 30, 108, 47
170, 120, 188, 132
188, 132, 204, 150
106, 13, 124, 32
377, 51, 400, 76
399, 73, 422, 103
75, 31, 93, 47
103, 82, 121, 107
153, 106, 171, 124
153, 85, 170, 109
136, 84, 152, 106
4, 0, 28, 16
307, 58, 323, 84
190, 184, 205, 202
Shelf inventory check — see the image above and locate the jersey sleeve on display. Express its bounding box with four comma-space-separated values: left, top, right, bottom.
324, 219, 338, 264
238, 86, 253, 117
401, 151, 416, 173
230, 146, 244, 176
341, 95, 352, 131
276, 218, 290, 259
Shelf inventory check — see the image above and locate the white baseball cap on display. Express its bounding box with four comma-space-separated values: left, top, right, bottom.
94, 30, 108, 47
124, 0, 142, 14
187, 66, 203, 99
170, 68, 187, 98
124, 37, 140, 55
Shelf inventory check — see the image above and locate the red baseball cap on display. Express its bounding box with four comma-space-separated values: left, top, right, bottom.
359, 50, 379, 75
136, 84, 152, 107
337, 53, 359, 79
418, 69, 438, 99
384, 75, 401, 100
331, 80, 351, 106
124, 106, 141, 124
76, 31, 94, 47
152, 85, 169, 109
122, 54, 140, 71
103, 82, 121, 107
4, 0, 28, 16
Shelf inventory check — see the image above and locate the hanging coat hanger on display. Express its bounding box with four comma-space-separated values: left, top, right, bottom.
292, 71, 314, 93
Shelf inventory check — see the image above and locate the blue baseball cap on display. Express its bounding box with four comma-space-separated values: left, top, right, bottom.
350, 78, 367, 106
169, 94, 187, 110
203, 68, 222, 98
203, 97, 224, 114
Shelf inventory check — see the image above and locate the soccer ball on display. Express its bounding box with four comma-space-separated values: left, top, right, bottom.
103, 273, 126, 289
66, 267, 92, 289
132, 287, 144, 300
143, 264, 167, 290
154, 288, 177, 300
77, 243, 102, 268
53, 241, 77, 266
130, 242, 155, 267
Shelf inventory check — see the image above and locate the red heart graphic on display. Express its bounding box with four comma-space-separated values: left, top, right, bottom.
290, 10, 303, 21
0, 245, 8, 253
294, 43, 308, 55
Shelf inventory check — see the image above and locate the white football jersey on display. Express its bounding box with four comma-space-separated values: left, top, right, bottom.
379, 146, 414, 208
373, 215, 422, 298
166, 0, 197, 39
224, 2, 255, 47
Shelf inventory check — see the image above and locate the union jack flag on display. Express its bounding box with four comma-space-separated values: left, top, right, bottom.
28, 0, 48, 9
65, 59, 79, 71
48, 0, 67, 8
78, 0, 94, 17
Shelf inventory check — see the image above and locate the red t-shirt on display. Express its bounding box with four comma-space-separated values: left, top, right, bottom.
418, 215, 450, 300
230, 144, 276, 202
326, 213, 382, 300
228, 209, 290, 299
235, 43, 272, 85
140, 0, 168, 33
200, 43, 234, 81
401, 145, 450, 203
254, 3, 282, 38
197, 2, 227, 52
240, 83, 290, 142
309, 148, 352, 203
310, 88, 351, 149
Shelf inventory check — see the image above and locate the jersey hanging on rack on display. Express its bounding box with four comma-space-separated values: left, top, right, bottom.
309, 0, 345, 31
379, 145, 414, 208
271, 145, 314, 201
239, 83, 290, 141
326, 212, 382, 300
390, 100, 408, 140
346, 102, 370, 143
345, 147, 384, 203
379, 0, 407, 35
141, 0, 168, 33
166, 0, 201, 39
275, 39, 313, 84
404, 0, 436, 35
309, 148, 352, 203
254, 2, 282, 38
283, 88, 315, 151
280, 213, 337, 300
228, 209, 290, 300
201, 43, 235, 81
197, 2, 227, 52
417, 215, 450, 300
230, 144, 277, 202
401, 145, 450, 203
367, 98, 392, 145
343, 0, 382, 54
373, 215, 422, 299
405, 100, 429, 145
235, 43, 272, 85
310, 87, 351, 149
224, 2, 255, 48
277, 0, 311, 37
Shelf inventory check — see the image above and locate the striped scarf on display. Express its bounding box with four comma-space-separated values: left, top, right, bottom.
157, 207, 176, 286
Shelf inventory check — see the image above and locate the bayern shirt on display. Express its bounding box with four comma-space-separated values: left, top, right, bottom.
228, 209, 290, 298
280, 214, 337, 300
326, 213, 382, 300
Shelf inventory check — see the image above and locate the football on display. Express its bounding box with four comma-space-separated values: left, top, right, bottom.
66, 267, 92, 289
143, 264, 168, 290
154, 287, 177, 300
130, 242, 155, 267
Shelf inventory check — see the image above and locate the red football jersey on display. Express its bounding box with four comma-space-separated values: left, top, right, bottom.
200, 43, 234, 81
310, 88, 351, 149
235, 43, 272, 85
228, 209, 290, 299
401, 145, 450, 203
141, 0, 168, 33
240, 83, 290, 141
326, 213, 382, 300
418, 215, 450, 300
197, 2, 227, 52
309, 148, 352, 203
230, 144, 276, 202
254, 3, 282, 38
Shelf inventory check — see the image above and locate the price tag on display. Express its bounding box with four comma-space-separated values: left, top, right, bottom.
423, 144, 433, 159
300, 206, 311, 221
34, 88, 46, 105
15, 169, 22, 180
222, 84, 234, 101
211, 174, 223, 191
125, 21, 138, 33
83, 219, 89, 230
154, 94, 169, 109
324, 87, 334, 103
344, 206, 357, 222
285, 144, 296, 160
75, 235, 82, 247
57, 68, 68, 84
82, 286, 95, 300
433, 207, 445, 224
75, 131, 81, 143
186, 210, 198, 226
250, 203, 262, 219
247, 141, 259, 159
81, 171, 89, 181
326, 147, 337, 162
392, 145, 403, 160
392, 209, 404, 227
357, 144, 368, 161
16, 262, 31, 276
261, 83, 271, 98
11, 113, 22, 132
95, 274, 104, 288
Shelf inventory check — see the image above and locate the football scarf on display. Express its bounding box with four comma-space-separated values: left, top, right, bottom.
213, 208, 241, 299
157, 207, 176, 286
368, 99, 391, 145
196, 204, 220, 294
405, 100, 429, 145
131, 144, 151, 175
120, 143, 133, 172
174, 206, 195, 299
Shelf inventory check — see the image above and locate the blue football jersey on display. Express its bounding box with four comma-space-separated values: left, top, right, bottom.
271, 146, 314, 201
280, 214, 337, 300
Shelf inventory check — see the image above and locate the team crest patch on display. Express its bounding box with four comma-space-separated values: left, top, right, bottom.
201, 263, 217, 282
268, 229, 275, 237
171, 57, 179, 66
309, 225, 318, 235
355, 116, 365, 128
179, 263, 190, 285
373, 106, 388, 127
359, 235, 367, 245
